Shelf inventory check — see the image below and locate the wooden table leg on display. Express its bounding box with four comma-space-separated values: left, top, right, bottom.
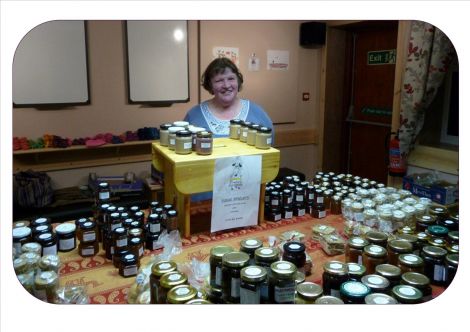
258, 184, 266, 224
175, 191, 191, 237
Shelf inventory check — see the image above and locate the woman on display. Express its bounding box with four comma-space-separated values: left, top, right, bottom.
184, 57, 274, 138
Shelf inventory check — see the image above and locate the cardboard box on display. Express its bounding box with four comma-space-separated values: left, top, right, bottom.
403, 175, 458, 205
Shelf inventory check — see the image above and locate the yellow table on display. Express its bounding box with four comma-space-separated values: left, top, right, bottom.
152, 138, 280, 236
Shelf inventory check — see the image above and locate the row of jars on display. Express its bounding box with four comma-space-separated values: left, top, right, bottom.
159, 121, 214, 155
228, 119, 273, 149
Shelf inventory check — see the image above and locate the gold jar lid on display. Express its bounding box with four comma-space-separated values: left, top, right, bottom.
34, 270, 58, 288
422, 245, 447, 258
240, 238, 263, 252
19, 252, 41, 268
222, 251, 250, 268
160, 271, 188, 289
364, 245, 387, 258
348, 237, 369, 250
271, 261, 297, 279
392, 210, 406, 221
296, 282, 323, 300
295, 271, 306, 284
365, 293, 398, 304
448, 231, 459, 242
446, 244, 459, 254
151, 260, 177, 277
323, 261, 347, 276
398, 254, 424, 267
347, 263, 366, 277
395, 233, 418, 245
445, 253, 459, 266
429, 205, 449, 216
397, 226, 415, 235
240, 266, 267, 283
365, 231, 388, 244
392, 285, 423, 303
136, 290, 151, 304
388, 239, 413, 253
210, 245, 234, 261
167, 284, 197, 304
428, 237, 446, 248
416, 214, 436, 224
375, 264, 402, 278
315, 295, 344, 304
416, 232, 430, 243
186, 299, 211, 304
361, 274, 390, 290
401, 272, 430, 287
254, 247, 280, 262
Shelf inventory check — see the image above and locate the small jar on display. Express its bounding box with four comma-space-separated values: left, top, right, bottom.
447, 230, 458, 246
421, 245, 447, 285
239, 121, 251, 142
97, 182, 111, 202
240, 238, 263, 265
209, 245, 234, 288
113, 227, 128, 250
195, 131, 213, 155
33, 271, 59, 303
392, 210, 406, 230
362, 245, 388, 275
78, 220, 98, 243
12, 226, 32, 255
13, 220, 30, 229
109, 211, 122, 232
361, 274, 390, 294
345, 237, 369, 264
159, 123, 173, 146
443, 253, 458, 287
21, 242, 42, 256
19, 252, 41, 272
36, 232, 58, 256
158, 271, 188, 303
145, 232, 161, 251
282, 241, 306, 274
167, 126, 185, 150
188, 126, 205, 151
39, 254, 61, 274
330, 195, 342, 215
346, 262, 366, 281
175, 130, 192, 154
365, 231, 388, 248
55, 223, 77, 252
395, 233, 419, 252
400, 271, 432, 302
387, 239, 413, 266
397, 253, 424, 274
375, 264, 402, 288
239, 266, 267, 304
147, 213, 162, 234
229, 119, 242, 139
31, 217, 51, 228
13, 257, 29, 275
426, 225, 449, 240
150, 260, 178, 304
315, 295, 344, 304
322, 261, 348, 298
340, 281, 371, 304
438, 218, 458, 232
254, 247, 280, 303
364, 293, 398, 304
167, 284, 198, 304
32, 224, 53, 238
392, 285, 423, 304
269, 261, 297, 304
415, 232, 431, 256
428, 205, 449, 223
221, 251, 250, 303
255, 126, 273, 149
246, 123, 261, 146
78, 240, 99, 257
165, 209, 178, 232
295, 282, 323, 304
128, 236, 144, 258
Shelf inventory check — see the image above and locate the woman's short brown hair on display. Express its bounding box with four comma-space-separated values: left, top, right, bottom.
201, 57, 244, 94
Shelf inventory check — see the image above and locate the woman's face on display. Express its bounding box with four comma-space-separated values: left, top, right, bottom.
210, 68, 239, 106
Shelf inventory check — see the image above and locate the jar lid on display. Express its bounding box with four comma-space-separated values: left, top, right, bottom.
129, 236, 142, 245
160, 123, 173, 130
34, 270, 58, 286
151, 260, 177, 277
13, 220, 30, 228
388, 239, 413, 253
392, 285, 423, 303
441, 219, 457, 229
12, 226, 32, 239
210, 245, 234, 260
427, 225, 449, 236
160, 271, 188, 289
241, 266, 267, 283
428, 237, 446, 248
100, 203, 110, 210
392, 210, 406, 219
55, 223, 76, 235
222, 251, 250, 268
445, 253, 459, 266
230, 119, 242, 125
271, 261, 297, 279
398, 254, 423, 267
163, 204, 173, 211
80, 221, 96, 230
361, 274, 390, 290
429, 205, 448, 215
314, 295, 344, 304
416, 232, 430, 242
446, 243, 459, 254
20, 251, 41, 265
283, 241, 305, 254
422, 245, 447, 258
186, 299, 211, 304
401, 272, 430, 287
364, 245, 387, 257
196, 130, 213, 138
346, 263, 366, 277
365, 231, 388, 243
295, 271, 306, 284
258, 126, 272, 133
188, 126, 205, 134
340, 281, 371, 298
176, 130, 191, 137
323, 261, 347, 276
240, 238, 263, 251
113, 227, 126, 235
395, 233, 418, 244
173, 121, 189, 127
241, 121, 252, 127
254, 247, 280, 262
22, 242, 42, 254
120, 253, 137, 264
39, 254, 61, 270
32, 217, 50, 226
296, 282, 323, 300
416, 214, 436, 224
33, 224, 52, 234
365, 293, 398, 304
397, 226, 415, 235
375, 264, 402, 278
348, 237, 369, 249
168, 126, 185, 133
37, 232, 55, 243
167, 284, 197, 304
107, 206, 117, 212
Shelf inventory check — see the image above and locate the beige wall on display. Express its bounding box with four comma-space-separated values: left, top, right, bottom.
13, 20, 322, 188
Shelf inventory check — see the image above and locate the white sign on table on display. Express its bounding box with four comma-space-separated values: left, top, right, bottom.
211, 155, 262, 233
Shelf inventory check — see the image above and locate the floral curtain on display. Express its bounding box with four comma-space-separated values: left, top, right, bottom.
398, 21, 456, 157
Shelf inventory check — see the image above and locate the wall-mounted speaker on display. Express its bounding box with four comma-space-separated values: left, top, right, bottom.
300, 22, 326, 48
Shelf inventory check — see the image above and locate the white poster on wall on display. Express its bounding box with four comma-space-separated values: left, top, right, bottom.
267, 50, 289, 70
211, 155, 262, 233
212, 46, 239, 65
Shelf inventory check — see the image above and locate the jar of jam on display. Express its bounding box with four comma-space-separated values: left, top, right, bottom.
246, 123, 261, 146
375, 264, 402, 288
361, 274, 390, 294
340, 281, 371, 304
398, 253, 424, 274
239, 121, 251, 142
426, 225, 449, 240
365, 231, 388, 248
113, 227, 128, 250
159, 123, 173, 146
282, 241, 306, 274
33, 271, 59, 303
147, 213, 162, 234
109, 212, 122, 232
239, 266, 267, 304
207, 286, 224, 304
255, 126, 273, 149
168, 126, 185, 150
158, 271, 188, 303
443, 253, 458, 287
415, 232, 430, 256
254, 247, 280, 303
387, 239, 413, 266
421, 245, 447, 285
345, 237, 369, 264
322, 261, 348, 298
195, 131, 213, 155
270, 191, 281, 209
12, 226, 32, 255
188, 126, 205, 151
97, 182, 111, 202
175, 130, 192, 154
209, 245, 234, 288
145, 232, 161, 251
150, 260, 178, 304
55, 223, 77, 252
167, 284, 197, 304
362, 245, 388, 275
315, 295, 344, 304
78, 240, 99, 257
346, 262, 366, 281
221, 251, 250, 303
117, 253, 138, 278
229, 119, 242, 139
295, 282, 323, 304
36, 232, 58, 256
392, 285, 423, 304
364, 293, 398, 304
330, 195, 342, 215
32, 224, 53, 238
31, 217, 51, 228
269, 261, 297, 304
400, 271, 432, 302
428, 204, 449, 223
447, 230, 458, 245
240, 238, 263, 265
438, 218, 458, 232
415, 214, 436, 232
128, 236, 144, 258
78, 220, 98, 244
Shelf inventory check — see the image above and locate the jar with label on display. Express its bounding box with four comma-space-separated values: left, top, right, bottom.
391, 284, 423, 304
398, 252, 425, 276
145, 232, 161, 251
209, 245, 234, 288
229, 119, 242, 139
195, 131, 213, 155
443, 253, 458, 287
175, 130, 192, 154
346, 263, 366, 281
322, 261, 348, 298
78, 220, 98, 244
255, 126, 273, 149
55, 223, 77, 252
167, 126, 185, 150
254, 247, 280, 303
295, 282, 323, 304
36, 232, 57, 256
362, 245, 388, 274
330, 195, 342, 215
147, 213, 161, 235
32, 224, 53, 238
104, 232, 114, 260
159, 123, 173, 146
365, 231, 388, 248
340, 281, 371, 304
283, 241, 306, 274
239, 121, 251, 142
165, 209, 178, 232
150, 260, 178, 304
34, 271, 59, 303
188, 126, 205, 151
246, 123, 261, 146
113, 227, 128, 251
109, 212, 122, 232
31, 217, 51, 228
400, 271, 432, 302
387, 239, 413, 266
421, 245, 447, 285
438, 218, 458, 232
78, 240, 99, 257
158, 271, 188, 303
269, 261, 297, 304
12, 226, 32, 255
351, 202, 364, 223
240, 238, 263, 265
364, 293, 398, 304
415, 232, 430, 256
270, 191, 281, 210
239, 266, 267, 304
221, 251, 250, 303
375, 264, 402, 288
345, 237, 369, 264
97, 182, 111, 202
361, 274, 390, 294
167, 284, 198, 304
39, 255, 61, 274
128, 236, 144, 258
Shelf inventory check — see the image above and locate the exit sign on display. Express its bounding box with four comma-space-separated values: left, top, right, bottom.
367, 49, 396, 65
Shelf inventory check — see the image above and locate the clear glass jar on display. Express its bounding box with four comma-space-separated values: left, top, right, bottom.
221, 251, 250, 303
33, 271, 59, 303
322, 261, 348, 298
295, 282, 323, 304
421, 245, 447, 285
387, 239, 413, 266
340, 281, 371, 304
247, 123, 261, 146
239, 266, 267, 304
398, 253, 424, 274
375, 264, 402, 288
195, 131, 213, 155
345, 237, 369, 264
209, 245, 234, 288
229, 119, 242, 139
269, 261, 297, 304
361, 274, 390, 294
255, 126, 273, 149
362, 245, 388, 275
167, 126, 185, 150
175, 130, 192, 154
150, 260, 177, 304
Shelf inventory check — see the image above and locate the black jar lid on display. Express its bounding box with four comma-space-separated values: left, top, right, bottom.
113, 227, 126, 235
120, 253, 137, 265
249, 123, 261, 130
32, 224, 52, 235
422, 245, 447, 258
167, 210, 178, 217
129, 205, 140, 213
100, 203, 110, 211
241, 121, 252, 127
31, 217, 50, 227
230, 119, 242, 125
163, 204, 173, 211
107, 206, 117, 213
196, 130, 213, 138
130, 220, 142, 228
123, 218, 134, 227
283, 241, 305, 254
176, 130, 191, 137
120, 212, 129, 219
148, 213, 159, 222
257, 126, 272, 133
75, 217, 90, 227
80, 220, 97, 230
129, 236, 143, 245
160, 123, 173, 130
134, 211, 144, 218
36, 232, 56, 243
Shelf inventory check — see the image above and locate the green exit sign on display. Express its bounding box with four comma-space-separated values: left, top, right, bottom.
367, 49, 396, 65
